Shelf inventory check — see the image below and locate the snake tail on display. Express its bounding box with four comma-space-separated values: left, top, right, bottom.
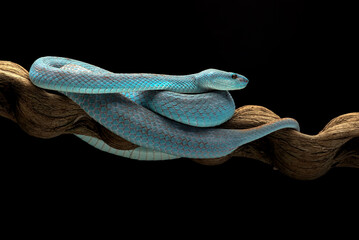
76, 118, 299, 161
234, 118, 300, 147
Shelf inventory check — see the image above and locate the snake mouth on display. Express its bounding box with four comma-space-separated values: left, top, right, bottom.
209, 82, 246, 90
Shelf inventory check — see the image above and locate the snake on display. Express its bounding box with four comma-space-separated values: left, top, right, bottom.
29, 56, 300, 160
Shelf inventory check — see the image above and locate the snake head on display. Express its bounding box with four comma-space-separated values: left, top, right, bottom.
197, 69, 249, 91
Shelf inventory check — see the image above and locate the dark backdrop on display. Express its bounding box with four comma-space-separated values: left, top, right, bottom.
1, 1, 358, 208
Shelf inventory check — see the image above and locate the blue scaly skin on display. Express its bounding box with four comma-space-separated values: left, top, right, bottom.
29, 56, 300, 160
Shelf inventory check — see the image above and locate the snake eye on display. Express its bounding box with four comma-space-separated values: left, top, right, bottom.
231, 74, 238, 79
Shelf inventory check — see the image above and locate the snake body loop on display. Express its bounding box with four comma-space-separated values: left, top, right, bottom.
29, 56, 299, 160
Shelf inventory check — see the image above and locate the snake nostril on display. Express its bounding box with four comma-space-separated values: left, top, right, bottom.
240, 77, 248, 83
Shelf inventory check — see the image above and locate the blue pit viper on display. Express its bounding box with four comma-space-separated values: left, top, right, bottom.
29, 56, 300, 160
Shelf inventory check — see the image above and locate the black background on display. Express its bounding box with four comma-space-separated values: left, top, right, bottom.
1, 0, 358, 220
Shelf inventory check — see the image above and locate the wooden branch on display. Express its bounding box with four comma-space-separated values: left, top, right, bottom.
0, 60, 358, 180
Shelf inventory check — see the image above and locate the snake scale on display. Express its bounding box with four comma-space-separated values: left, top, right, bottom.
29, 57, 300, 160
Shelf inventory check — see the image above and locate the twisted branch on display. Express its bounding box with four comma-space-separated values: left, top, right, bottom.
0, 60, 358, 180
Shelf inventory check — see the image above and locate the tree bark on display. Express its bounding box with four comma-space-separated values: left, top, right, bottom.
0, 60, 358, 180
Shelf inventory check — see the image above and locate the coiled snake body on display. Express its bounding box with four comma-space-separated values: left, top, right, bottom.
29, 57, 300, 160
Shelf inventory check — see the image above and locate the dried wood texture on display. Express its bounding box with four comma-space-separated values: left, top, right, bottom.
0, 61, 358, 180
